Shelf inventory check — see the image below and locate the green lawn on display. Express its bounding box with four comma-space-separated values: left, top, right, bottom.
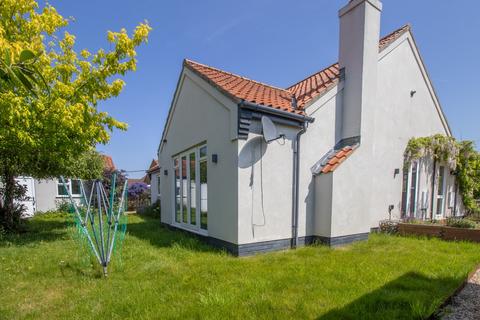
1, 213, 480, 320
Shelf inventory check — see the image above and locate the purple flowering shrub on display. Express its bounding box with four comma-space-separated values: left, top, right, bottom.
128, 182, 149, 198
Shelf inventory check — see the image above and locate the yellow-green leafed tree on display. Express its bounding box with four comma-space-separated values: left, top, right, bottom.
0, 0, 151, 230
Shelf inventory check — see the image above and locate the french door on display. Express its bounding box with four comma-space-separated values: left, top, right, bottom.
435, 165, 446, 218
402, 161, 419, 218
173, 144, 208, 233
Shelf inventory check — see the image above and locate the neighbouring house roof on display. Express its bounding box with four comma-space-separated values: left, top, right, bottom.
184, 25, 410, 115
147, 159, 160, 174
102, 155, 116, 171
311, 144, 359, 175
127, 177, 148, 187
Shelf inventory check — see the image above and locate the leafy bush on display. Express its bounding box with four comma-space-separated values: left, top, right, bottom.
137, 200, 160, 219
379, 220, 399, 234
0, 224, 5, 241
446, 218, 477, 229
56, 200, 73, 213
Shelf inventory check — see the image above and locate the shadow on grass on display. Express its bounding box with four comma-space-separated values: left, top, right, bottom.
317, 272, 460, 320
0, 215, 73, 246
126, 216, 225, 254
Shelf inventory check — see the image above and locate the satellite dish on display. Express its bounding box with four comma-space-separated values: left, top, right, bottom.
238, 136, 267, 169
261, 116, 280, 143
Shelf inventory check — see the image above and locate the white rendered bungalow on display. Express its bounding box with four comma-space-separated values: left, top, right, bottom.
157, 0, 463, 255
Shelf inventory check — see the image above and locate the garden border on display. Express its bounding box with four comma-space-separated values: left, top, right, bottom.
428, 264, 480, 319
398, 223, 480, 243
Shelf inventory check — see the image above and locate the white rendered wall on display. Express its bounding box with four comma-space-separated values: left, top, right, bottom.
150, 171, 160, 204
158, 68, 239, 244
326, 33, 452, 237
34, 179, 82, 212
237, 123, 297, 244
236, 85, 343, 244
298, 91, 341, 238
367, 34, 450, 228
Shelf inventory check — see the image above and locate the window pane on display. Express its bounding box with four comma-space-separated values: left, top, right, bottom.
189, 153, 196, 225
436, 198, 443, 216
157, 176, 161, 195
200, 146, 207, 158
437, 166, 445, 196
71, 179, 81, 195
182, 156, 188, 223
174, 159, 181, 222
200, 159, 208, 230
57, 179, 69, 196
436, 166, 445, 216
401, 168, 408, 216
409, 162, 418, 215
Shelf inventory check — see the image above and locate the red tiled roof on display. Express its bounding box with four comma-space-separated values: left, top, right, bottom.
287, 63, 340, 107
102, 155, 115, 171
379, 24, 410, 50
184, 60, 301, 114
147, 159, 160, 173
321, 145, 357, 174
184, 25, 410, 115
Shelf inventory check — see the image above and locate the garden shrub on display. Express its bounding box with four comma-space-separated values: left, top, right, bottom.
137, 200, 160, 219
56, 200, 74, 213
379, 220, 399, 234
446, 218, 477, 229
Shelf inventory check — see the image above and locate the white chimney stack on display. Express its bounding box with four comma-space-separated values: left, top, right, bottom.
338, 0, 382, 141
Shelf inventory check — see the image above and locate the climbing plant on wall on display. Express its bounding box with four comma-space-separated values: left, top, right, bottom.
404, 134, 459, 170
404, 134, 480, 213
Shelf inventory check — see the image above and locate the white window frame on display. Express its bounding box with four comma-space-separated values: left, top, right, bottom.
405, 161, 420, 218
435, 165, 447, 218
56, 178, 82, 197
171, 144, 207, 236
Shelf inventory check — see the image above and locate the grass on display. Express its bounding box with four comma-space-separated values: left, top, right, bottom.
1, 213, 480, 319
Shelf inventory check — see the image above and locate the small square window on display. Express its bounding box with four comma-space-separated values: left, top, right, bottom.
57, 178, 69, 196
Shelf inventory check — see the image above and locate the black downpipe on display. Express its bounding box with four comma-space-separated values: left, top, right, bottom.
291, 124, 307, 249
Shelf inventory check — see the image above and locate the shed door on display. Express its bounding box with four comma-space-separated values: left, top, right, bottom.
15, 177, 36, 218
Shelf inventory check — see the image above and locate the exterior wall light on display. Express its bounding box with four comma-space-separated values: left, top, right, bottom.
394, 168, 400, 178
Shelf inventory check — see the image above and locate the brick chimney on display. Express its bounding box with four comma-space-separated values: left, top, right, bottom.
338, 0, 382, 142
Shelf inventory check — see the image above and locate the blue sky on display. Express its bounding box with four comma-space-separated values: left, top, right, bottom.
50, 0, 479, 178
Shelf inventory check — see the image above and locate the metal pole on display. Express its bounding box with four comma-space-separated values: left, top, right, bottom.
83, 182, 95, 226
60, 176, 102, 265
105, 173, 116, 260
107, 179, 128, 263
96, 181, 107, 276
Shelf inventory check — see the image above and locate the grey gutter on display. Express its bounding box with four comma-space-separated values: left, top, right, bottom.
239, 100, 315, 124
291, 124, 307, 248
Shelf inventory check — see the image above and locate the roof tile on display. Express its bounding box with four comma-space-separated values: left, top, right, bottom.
319, 145, 358, 174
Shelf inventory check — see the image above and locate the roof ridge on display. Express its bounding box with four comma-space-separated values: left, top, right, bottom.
383, 23, 411, 39
286, 62, 339, 91
184, 59, 292, 95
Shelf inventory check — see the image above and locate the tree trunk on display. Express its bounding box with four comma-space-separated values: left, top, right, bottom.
1, 170, 16, 231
